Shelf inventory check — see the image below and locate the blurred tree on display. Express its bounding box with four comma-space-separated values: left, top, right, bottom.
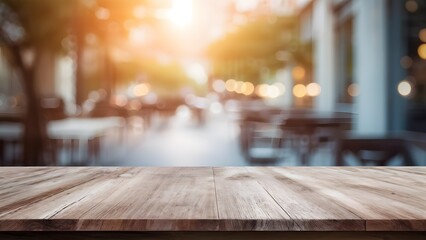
207, 15, 311, 85
73, 0, 152, 104
0, 0, 158, 165
0, 0, 73, 165
116, 59, 203, 97
140, 60, 197, 96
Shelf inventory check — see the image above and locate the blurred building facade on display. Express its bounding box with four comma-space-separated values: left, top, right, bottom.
298, 0, 426, 134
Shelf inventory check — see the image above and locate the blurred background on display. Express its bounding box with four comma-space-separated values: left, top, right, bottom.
0, 0, 425, 166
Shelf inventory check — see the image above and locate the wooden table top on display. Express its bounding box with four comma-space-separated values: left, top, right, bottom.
0, 167, 425, 232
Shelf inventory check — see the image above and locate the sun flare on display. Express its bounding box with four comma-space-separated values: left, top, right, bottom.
168, 0, 193, 28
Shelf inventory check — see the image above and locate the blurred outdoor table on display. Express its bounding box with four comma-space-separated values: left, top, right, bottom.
0, 167, 424, 239
280, 111, 352, 165
0, 112, 23, 122
337, 131, 426, 166
0, 117, 125, 165
48, 117, 124, 139
240, 108, 352, 165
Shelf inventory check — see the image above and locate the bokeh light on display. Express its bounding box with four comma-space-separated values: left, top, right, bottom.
212, 80, 226, 93
225, 79, 237, 92
293, 84, 306, 98
255, 84, 269, 98
95, 7, 110, 20
133, 83, 150, 97
254, 84, 282, 98
306, 83, 321, 97
418, 44, 426, 59
419, 28, 426, 42
347, 83, 359, 97
397, 80, 413, 97
114, 95, 128, 107
405, 0, 418, 13
242, 82, 255, 96
235, 81, 244, 94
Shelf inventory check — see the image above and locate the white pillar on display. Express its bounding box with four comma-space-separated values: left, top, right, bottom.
353, 0, 387, 134
313, 0, 336, 112
275, 67, 293, 108
55, 56, 76, 115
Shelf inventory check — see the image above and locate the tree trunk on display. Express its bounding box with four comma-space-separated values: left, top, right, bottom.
11, 46, 47, 165
22, 72, 47, 165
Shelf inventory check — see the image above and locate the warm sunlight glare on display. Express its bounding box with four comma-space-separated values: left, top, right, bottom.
129, 27, 146, 45
169, 0, 193, 28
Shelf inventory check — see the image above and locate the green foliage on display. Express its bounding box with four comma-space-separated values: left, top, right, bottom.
0, 0, 153, 52
116, 59, 201, 96
208, 17, 293, 60
142, 60, 193, 95
0, 0, 73, 52
206, 15, 306, 85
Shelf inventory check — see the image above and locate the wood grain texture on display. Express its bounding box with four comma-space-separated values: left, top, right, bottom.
246, 167, 365, 231
213, 167, 292, 230
1, 232, 426, 240
270, 167, 426, 231
0, 167, 425, 232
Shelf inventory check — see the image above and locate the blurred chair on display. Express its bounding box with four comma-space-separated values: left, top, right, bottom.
279, 111, 352, 166
88, 99, 128, 147
336, 137, 415, 166
40, 96, 67, 165
239, 109, 285, 164
90, 99, 128, 118
0, 113, 23, 165
40, 96, 66, 121
156, 97, 185, 118
242, 121, 283, 164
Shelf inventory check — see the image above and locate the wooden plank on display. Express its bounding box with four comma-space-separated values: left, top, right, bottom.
247, 167, 365, 231
0, 168, 133, 219
0, 167, 425, 232
271, 167, 426, 231
213, 167, 293, 230
62, 167, 218, 231
0, 231, 426, 240
0, 167, 218, 231
330, 168, 426, 201
0, 167, 114, 217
